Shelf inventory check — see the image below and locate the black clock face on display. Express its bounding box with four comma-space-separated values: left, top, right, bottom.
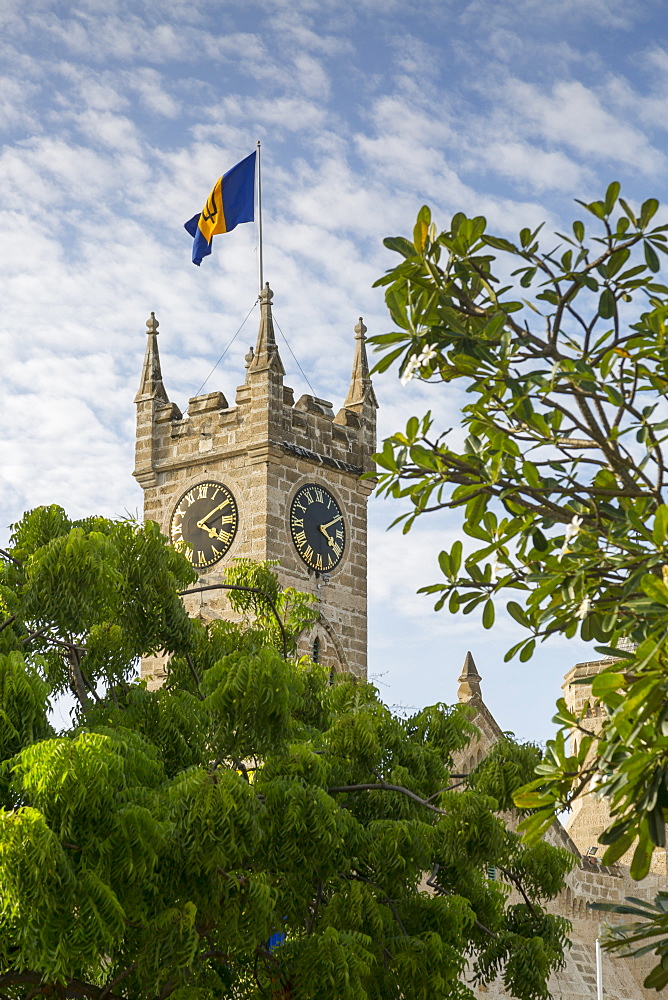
290, 483, 346, 572
170, 481, 238, 569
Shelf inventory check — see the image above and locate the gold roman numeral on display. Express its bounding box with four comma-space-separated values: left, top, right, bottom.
294, 530, 307, 547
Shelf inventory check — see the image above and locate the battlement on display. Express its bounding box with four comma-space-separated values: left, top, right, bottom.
139, 378, 372, 484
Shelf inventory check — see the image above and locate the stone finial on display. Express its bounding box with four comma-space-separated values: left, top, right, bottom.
345, 315, 377, 408
457, 650, 482, 703
250, 282, 285, 374
244, 345, 255, 384
135, 310, 168, 402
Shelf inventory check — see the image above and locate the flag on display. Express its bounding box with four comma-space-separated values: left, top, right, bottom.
184, 151, 256, 266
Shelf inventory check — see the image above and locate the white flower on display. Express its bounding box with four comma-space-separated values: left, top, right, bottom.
490, 562, 503, 583
417, 344, 438, 367
575, 597, 592, 619
559, 515, 584, 560
400, 355, 421, 386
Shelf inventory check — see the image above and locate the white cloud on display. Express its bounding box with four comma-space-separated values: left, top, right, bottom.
503, 78, 664, 174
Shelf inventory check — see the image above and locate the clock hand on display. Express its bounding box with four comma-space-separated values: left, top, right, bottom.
319, 514, 342, 530
318, 524, 336, 548
199, 524, 221, 540
196, 502, 231, 530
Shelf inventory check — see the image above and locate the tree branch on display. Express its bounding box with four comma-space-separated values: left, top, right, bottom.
0, 974, 125, 1000
0, 613, 17, 634
327, 781, 450, 814
179, 584, 288, 659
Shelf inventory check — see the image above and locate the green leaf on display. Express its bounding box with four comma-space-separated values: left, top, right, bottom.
572, 220, 585, 243
599, 288, 616, 319
519, 639, 535, 662
652, 505, 668, 545
413, 205, 431, 253
640, 198, 660, 228
482, 599, 495, 629
619, 198, 637, 225
645, 242, 661, 273
383, 235, 418, 259
630, 832, 654, 880
640, 574, 668, 607
451, 540, 462, 576
604, 181, 620, 215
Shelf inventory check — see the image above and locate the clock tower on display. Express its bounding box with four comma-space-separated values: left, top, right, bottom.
133, 284, 377, 685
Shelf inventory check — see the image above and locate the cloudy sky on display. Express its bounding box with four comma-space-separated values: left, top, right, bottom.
2, 0, 667, 740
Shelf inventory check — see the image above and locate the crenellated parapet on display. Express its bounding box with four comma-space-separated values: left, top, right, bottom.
133, 288, 376, 486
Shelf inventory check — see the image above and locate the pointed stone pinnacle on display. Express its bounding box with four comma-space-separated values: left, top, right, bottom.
457, 651, 482, 703
250, 282, 285, 375
136, 311, 168, 402
345, 316, 374, 407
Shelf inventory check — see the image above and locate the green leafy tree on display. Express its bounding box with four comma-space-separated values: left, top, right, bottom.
0, 506, 572, 1000
369, 186, 668, 985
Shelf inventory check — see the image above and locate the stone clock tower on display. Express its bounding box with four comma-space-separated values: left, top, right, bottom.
133, 284, 377, 684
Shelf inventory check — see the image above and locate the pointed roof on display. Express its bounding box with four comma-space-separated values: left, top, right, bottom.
250, 283, 285, 375
135, 312, 169, 403
457, 651, 482, 703
345, 317, 378, 408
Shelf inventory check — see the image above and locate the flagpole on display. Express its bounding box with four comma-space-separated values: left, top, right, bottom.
256, 140, 264, 293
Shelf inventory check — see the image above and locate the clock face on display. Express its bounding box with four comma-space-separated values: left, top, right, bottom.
290, 483, 346, 572
169, 480, 238, 569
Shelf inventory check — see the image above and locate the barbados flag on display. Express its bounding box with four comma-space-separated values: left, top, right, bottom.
184, 151, 256, 266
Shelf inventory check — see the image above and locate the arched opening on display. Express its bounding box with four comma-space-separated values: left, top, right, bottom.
312, 635, 320, 663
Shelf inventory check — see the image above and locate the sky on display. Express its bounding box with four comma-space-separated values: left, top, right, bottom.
2, 0, 668, 741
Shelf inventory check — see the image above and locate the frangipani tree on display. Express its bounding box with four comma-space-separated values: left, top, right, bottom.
369, 185, 668, 987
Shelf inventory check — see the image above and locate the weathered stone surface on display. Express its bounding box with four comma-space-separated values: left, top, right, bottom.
134, 291, 377, 680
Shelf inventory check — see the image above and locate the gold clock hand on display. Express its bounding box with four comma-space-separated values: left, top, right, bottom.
318, 524, 336, 548
196, 501, 231, 529
199, 524, 220, 539
319, 514, 342, 530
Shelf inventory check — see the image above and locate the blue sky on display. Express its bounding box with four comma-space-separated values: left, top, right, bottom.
2, 0, 668, 739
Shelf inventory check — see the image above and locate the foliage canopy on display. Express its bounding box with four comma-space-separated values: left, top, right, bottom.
0, 507, 573, 1000
370, 185, 668, 986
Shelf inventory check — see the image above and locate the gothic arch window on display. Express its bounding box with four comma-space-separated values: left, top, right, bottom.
312, 635, 320, 663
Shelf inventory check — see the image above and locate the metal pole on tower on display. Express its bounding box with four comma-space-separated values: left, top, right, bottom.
256, 140, 264, 293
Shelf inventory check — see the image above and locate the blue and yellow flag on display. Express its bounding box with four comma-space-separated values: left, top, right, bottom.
184, 151, 256, 266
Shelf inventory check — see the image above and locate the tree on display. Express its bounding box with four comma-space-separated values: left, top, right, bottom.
369, 186, 668, 985
0, 506, 573, 1000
